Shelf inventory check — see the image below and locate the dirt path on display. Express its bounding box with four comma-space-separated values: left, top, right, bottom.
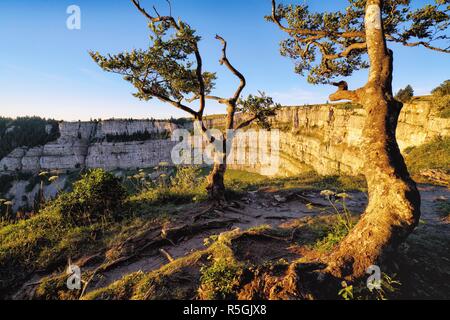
85, 184, 449, 294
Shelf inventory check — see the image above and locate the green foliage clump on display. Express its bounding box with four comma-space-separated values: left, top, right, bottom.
129, 166, 207, 207
404, 136, 450, 174
0, 117, 59, 162
56, 169, 126, 224
199, 258, 241, 300
338, 273, 401, 300
89, 19, 216, 105
313, 192, 355, 253
432, 79, 450, 97
0, 211, 65, 293
238, 92, 280, 130
105, 130, 170, 143
431, 80, 450, 118
0, 207, 125, 294
268, 0, 449, 84
33, 274, 81, 300
396, 85, 414, 103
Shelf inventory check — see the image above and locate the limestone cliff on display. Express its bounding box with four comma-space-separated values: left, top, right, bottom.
0, 98, 448, 176
0, 120, 179, 172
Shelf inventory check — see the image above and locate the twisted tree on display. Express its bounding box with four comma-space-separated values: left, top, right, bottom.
90, 0, 278, 202
190, 36, 279, 201
268, 0, 449, 279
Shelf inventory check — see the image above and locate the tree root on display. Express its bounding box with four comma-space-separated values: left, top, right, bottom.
78, 216, 239, 298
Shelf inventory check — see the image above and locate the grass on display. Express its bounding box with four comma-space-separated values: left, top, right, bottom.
225, 169, 367, 193
0, 167, 208, 296
404, 136, 450, 174
432, 94, 450, 118
0, 208, 117, 294
310, 195, 357, 253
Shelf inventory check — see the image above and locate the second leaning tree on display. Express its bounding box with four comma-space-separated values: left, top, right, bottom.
91, 0, 278, 203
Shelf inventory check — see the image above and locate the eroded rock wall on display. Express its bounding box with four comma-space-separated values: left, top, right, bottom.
0, 120, 179, 173
0, 98, 448, 176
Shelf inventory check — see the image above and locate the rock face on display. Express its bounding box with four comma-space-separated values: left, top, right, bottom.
0, 120, 179, 173
209, 98, 449, 176
0, 98, 448, 176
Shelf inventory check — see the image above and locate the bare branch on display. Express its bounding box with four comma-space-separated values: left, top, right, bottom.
215, 35, 247, 102
323, 42, 368, 60
131, 0, 180, 30
236, 116, 258, 130
386, 35, 450, 54
187, 95, 228, 104
193, 49, 206, 116
135, 83, 199, 117
152, 5, 161, 18
328, 82, 360, 103
166, 0, 172, 17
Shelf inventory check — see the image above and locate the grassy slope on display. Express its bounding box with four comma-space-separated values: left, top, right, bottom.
404, 136, 450, 174
0, 165, 448, 299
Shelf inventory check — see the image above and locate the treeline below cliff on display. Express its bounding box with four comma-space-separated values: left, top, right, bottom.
0, 117, 60, 165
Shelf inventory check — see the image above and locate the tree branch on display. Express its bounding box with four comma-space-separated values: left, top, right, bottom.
271, 0, 365, 40
215, 35, 247, 102
328, 82, 360, 103
386, 35, 450, 54
236, 116, 258, 130
131, 0, 180, 30
130, 0, 207, 117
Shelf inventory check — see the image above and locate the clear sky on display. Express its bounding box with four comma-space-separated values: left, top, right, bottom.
0, 0, 449, 121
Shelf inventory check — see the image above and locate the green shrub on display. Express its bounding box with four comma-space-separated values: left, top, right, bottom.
430, 80, 450, 118
395, 85, 414, 103
338, 273, 401, 300
57, 169, 126, 224
433, 94, 450, 118
432, 80, 450, 97
199, 258, 241, 300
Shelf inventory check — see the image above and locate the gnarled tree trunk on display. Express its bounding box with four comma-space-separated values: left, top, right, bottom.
327, 0, 421, 279
206, 102, 237, 203
206, 158, 227, 203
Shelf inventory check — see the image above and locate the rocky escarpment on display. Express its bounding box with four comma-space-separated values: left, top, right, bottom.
203, 97, 448, 176
0, 97, 448, 177
0, 120, 179, 173
277, 98, 449, 175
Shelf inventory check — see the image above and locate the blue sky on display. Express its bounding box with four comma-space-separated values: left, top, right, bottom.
0, 0, 449, 121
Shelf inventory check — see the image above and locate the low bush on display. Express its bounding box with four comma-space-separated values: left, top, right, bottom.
56, 169, 126, 224
395, 85, 414, 103
129, 166, 207, 207
431, 80, 450, 118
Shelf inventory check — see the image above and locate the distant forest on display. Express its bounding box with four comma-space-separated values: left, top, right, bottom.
0, 117, 60, 162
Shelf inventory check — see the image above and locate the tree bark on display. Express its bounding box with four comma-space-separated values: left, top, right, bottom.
206, 102, 236, 203
206, 160, 227, 203
326, 0, 421, 279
